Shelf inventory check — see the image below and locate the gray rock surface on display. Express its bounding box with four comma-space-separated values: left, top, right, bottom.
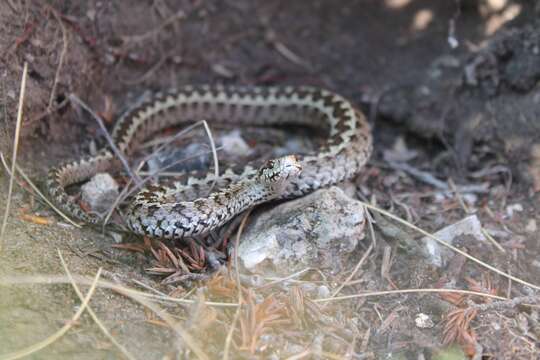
237, 187, 366, 276
81, 173, 119, 214
421, 215, 487, 268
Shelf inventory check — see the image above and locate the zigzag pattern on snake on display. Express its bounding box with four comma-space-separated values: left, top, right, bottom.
46, 85, 373, 239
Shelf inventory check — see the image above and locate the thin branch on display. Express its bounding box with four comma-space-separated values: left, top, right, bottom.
255, 268, 312, 289
201, 120, 219, 194
388, 161, 489, 194
121, 9, 186, 44
48, 7, 69, 111
0, 274, 239, 308
68, 94, 141, 185
0, 62, 27, 249
314, 288, 506, 304
58, 251, 137, 360
223, 210, 252, 360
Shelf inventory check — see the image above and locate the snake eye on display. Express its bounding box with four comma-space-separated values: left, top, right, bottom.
258, 159, 275, 177
258, 156, 301, 184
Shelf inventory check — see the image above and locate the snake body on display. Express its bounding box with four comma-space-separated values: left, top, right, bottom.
47, 85, 372, 239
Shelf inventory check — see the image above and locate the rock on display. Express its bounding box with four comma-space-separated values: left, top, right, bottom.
525, 219, 537, 233
415, 313, 435, 329
81, 173, 119, 214
220, 129, 252, 158
421, 215, 486, 268
236, 187, 366, 276
505, 203, 523, 219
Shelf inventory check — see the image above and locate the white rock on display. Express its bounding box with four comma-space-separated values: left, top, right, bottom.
383, 137, 418, 162
415, 313, 434, 329
505, 203, 523, 218
525, 219, 537, 233
422, 215, 486, 267
81, 173, 119, 214
236, 187, 366, 276
220, 130, 252, 158
317, 285, 331, 298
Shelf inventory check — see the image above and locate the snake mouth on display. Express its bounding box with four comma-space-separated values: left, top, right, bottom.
258, 155, 303, 183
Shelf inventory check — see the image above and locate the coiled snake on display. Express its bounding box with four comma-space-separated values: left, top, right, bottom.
47, 85, 372, 239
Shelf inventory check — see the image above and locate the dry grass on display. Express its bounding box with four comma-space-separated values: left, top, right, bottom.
223, 210, 252, 360
0, 62, 27, 251
0, 266, 102, 360
0, 271, 212, 359
1, 193, 538, 358
57, 251, 137, 360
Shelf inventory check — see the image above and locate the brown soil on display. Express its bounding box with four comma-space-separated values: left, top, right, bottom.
1, 1, 539, 359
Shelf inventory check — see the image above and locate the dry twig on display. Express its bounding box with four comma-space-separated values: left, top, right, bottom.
69, 94, 141, 185
0, 62, 27, 249
223, 210, 252, 360
314, 288, 506, 304
0, 274, 238, 308
47, 7, 69, 111
57, 251, 136, 360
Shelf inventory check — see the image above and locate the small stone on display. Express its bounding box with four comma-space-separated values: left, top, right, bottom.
86, 8, 96, 21
236, 187, 366, 276
109, 231, 124, 244
505, 203, 523, 218
415, 313, 434, 329
211, 63, 234, 78
525, 219, 537, 233
484, 227, 510, 239
81, 173, 119, 214
383, 137, 418, 163
422, 215, 486, 267
220, 130, 252, 158
462, 193, 477, 207
317, 285, 331, 298
448, 35, 459, 49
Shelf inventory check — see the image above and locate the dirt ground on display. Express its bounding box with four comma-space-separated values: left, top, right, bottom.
1, 1, 540, 359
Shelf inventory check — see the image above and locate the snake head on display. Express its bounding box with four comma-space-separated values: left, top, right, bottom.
257, 155, 302, 191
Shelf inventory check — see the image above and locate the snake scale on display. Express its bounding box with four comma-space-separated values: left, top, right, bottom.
47, 85, 373, 239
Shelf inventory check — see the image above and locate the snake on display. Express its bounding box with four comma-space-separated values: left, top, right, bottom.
46, 85, 372, 239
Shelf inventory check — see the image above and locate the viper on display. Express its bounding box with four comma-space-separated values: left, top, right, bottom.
46, 85, 372, 239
